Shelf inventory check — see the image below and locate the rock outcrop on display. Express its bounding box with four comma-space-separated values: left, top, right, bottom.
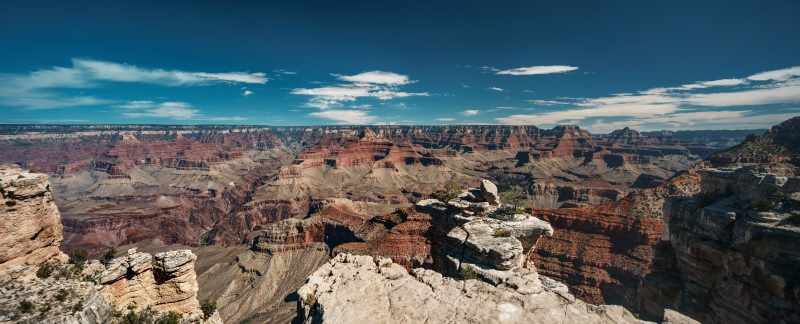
416, 180, 554, 284
0, 165, 68, 283
297, 253, 640, 324
0, 167, 220, 323
639, 167, 800, 323
97, 248, 210, 320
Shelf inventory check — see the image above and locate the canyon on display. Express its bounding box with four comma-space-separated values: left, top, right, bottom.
5, 122, 798, 323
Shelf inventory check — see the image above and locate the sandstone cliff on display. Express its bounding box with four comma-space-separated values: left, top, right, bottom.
0, 165, 67, 283
0, 167, 221, 323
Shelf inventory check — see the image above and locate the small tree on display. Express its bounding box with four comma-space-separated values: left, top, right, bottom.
500, 185, 527, 211
36, 262, 54, 279
433, 180, 462, 202
200, 299, 216, 319
101, 247, 117, 266
70, 249, 88, 266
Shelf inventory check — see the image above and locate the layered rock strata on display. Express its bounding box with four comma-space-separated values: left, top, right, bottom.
0, 165, 67, 283
0, 168, 220, 323
415, 180, 553, 284
639, 167, 800, 323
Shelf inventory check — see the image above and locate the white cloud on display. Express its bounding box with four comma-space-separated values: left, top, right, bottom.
461, 109, 480, 116
0, 58, 268, 110
337, 71, 411, 85
243, 90, 254, 96
70, 59, 267, 85
435, 118, 455, 122
528, 99, 571, 106
496, 65, 578, 76
351, 104, 371, 109
496, 66, 800, 131
118, 101, 245, 121
292, 70, 427, 110
487, 87, 505, 92
122, 102, 200, 120
309, 109, 377, 124
747, 66, 800, 81
115, 100, 156, 109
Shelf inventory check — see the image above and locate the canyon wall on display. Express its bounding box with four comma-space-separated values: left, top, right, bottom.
639, 168, 800, 323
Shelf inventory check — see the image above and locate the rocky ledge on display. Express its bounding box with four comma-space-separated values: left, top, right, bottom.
298, 253, 696, 324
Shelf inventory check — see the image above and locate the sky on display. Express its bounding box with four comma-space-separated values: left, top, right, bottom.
1, 0, 799, 132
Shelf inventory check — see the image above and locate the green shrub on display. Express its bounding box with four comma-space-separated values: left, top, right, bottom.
156, 311, 182, 324
459, 265, 480, 280
101, 247, 117, 266
500, 185, 527, 209
36, 262, 54, 279
72, 302, 83, 313
70, 249, 88, 266
55, 288, 70, 302
5, 200, 16, 206
752, 198, 775, 212
18, 300, 34, 313
493, 228, 512, 237
201, 299, 216, 319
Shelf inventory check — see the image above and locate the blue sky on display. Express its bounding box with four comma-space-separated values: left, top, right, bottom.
1, 1, 799, 131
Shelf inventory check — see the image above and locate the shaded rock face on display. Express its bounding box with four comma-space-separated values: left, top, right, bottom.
0, 165, 67, 283
297, 253, 641, 324
528, 166, 704, 307
639, 167, 800, 323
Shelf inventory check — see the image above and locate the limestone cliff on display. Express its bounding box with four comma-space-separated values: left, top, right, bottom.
298, 253, 641, 323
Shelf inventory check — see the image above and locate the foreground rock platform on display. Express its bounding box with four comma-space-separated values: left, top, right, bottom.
298, 253, 641, 324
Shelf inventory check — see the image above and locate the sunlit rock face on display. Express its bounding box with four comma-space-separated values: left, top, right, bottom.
0, 165, 68, 283
296, 253, 642, 324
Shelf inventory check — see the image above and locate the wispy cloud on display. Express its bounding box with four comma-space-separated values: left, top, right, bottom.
309, 109, 377, 124
487, 86, 505, 92
496, 65, 579, 76
117, 101, 245, 121
497, 66, 800, 131
292, 70, 427, 109
435, 118, 455, 122
461, 109, 480, 116
243, 90, 254, 96
0, 58, 268, 110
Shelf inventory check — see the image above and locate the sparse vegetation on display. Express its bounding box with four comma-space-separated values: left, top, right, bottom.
500, 185, 527, 211
201, 299, 217, 319
752, 198, 776, 212
36, 262, 54, 279
493, 228, 512, 237
70, 249, 88, 266
433, 180, 462, 202
101, 247, 117, 266
55, 288, 70, 302
18, 300, 34, 313
4, 200, 16, 206
156, 311, 181, 324
459, 265, 480, 280
71, 302, 83, 313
